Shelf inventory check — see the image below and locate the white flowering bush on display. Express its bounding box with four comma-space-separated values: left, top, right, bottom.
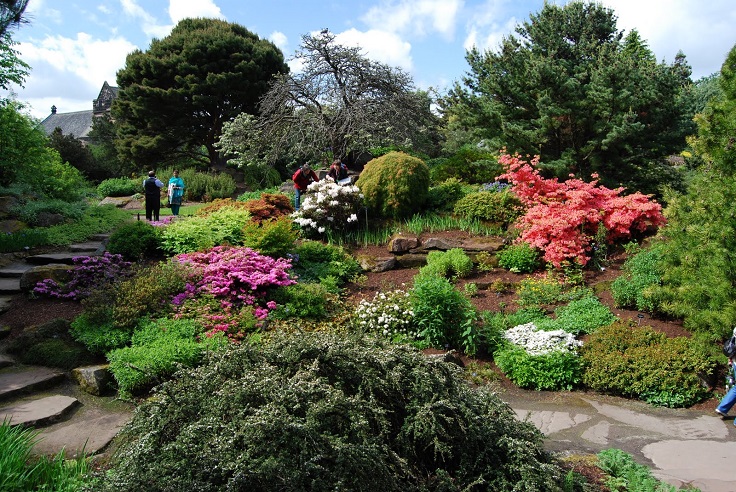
291, 179, 364, 235
503, 322, 582, 356
354, 289, 420, 341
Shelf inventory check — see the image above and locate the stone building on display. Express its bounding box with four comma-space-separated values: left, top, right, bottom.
39, 81, 118, 144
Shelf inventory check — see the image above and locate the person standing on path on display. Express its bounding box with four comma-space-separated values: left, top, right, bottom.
143, 170, 164, 221
716, 327, 736, 424
167, 169, 185, 216
292, 163, 319, 210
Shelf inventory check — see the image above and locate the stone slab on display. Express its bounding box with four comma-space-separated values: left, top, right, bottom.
0, 353, 14, 368
0, 395, 79, 427
25, 252, 86, 265
69, 242, 103, 253
0, 277, 20, 294
0, 295, 12, 315
0, 366, 65, 401
0, 262, 34, 278
33, 411, 131, 457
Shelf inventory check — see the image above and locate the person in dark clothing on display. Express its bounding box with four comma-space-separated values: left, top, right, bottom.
143, 170, 164, 221
292, 163, 319, 210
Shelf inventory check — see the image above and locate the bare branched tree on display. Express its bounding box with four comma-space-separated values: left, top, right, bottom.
248, 30, 440, 165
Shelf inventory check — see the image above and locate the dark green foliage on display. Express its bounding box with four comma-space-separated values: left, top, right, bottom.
580, 322, 713, 407
47, 127, 100, 182
411, 274, 480, 355
114, 18, 287, 169
453, 190, 524, 226
428, 145, 503, 184
70, 314, 132, 355
107, 221, 163, 260
497, 242, 541, 273
177, 169, 237, 201
356, 151, 430, 219
425, 178, 471, 212
9, 198, 86, 226
611, 245, 663, 312
494, 345, 583, 391
19, 339, 94, 370
242, 216, 298, 258
270, 282, 333, 320
290, 240, 361, 285
97, 177, 139, 197
97, 332, 563, 491
418, 248, 474, 281
597, 449, 688, 491
535, 296, 617, 335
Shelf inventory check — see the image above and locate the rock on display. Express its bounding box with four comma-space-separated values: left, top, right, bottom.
0, 395, 79, 427
387, 235, 420, 254
394, 253, 428, 269
0, 196, 19, 218
416, 237, 461, 251
72, 365, 115, 396
425, 350, 465, 367
461, 236, 505, 252
98, 196, 135, 207
19, 264, 73, 292
0, 219, 28, 234
35, 212, 66, 227
356, 255, 396, 273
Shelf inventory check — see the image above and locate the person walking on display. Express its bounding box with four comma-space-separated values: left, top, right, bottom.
143, 170, 164, 221
167, 169, 185, 216
292, 163, 319, 210
716, 327, 736, 424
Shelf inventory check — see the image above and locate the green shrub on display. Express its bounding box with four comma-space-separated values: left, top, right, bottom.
70, 314, 132, 354
411, 274, 480, 355
428, 145, 502, 184
107, 220, 163, 260
178, 169, 236, 201
494, 344, 583, 391
9, 198, 86, 226
580, 322, 714, 407
0, 421, 91, 491
353, 289, 419, 341
419, 248, 474, 281
482, 308, 546, 353
290, 240, 361, 286
425, 178, 471, 212
611, 245, 663, 313
131, 317, 204, 346
97, 177, 139, 197
19, 339, 95, 370
160, 207, 252, 255
497, 242, 541, 273
270, 282, 333, 320
535, 295, 617, 335
236, 186, 282, 202
356, 151, 430, 219
96, 332, 563, 491
453, 189, 524, 226
597, 449, 688, 492
242, 216, 298, 258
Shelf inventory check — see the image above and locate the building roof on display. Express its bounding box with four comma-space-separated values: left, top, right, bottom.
40, 110, 94, 140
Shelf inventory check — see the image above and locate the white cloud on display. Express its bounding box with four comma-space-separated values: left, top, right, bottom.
120, 0, 171, 39
463, 16, 516, 52
361, 0, 462, 39
335, 28, 413, 71
168, 0, 225, 23
270, 31, 288, 52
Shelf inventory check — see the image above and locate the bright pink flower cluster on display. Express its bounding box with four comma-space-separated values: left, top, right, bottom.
497, 153, 666, 267
173, 246, 295, 337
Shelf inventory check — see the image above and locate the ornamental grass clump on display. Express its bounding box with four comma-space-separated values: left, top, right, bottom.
96, 332, 564, 491
291, 179, 363, 236
354, 289, 419, 341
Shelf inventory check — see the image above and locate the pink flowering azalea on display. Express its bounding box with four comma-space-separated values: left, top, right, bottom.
497, 153, 666, 267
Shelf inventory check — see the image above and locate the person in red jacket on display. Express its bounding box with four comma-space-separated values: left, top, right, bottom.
292, 163, 319, 210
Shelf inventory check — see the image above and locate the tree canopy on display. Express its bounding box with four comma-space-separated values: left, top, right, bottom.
112, 17, 288, 169
218, 30, 440, 169
444, 2, 691, 195
0, 0, 28, 37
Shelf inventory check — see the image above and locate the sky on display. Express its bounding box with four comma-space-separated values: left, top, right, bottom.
5, 0, 736, 120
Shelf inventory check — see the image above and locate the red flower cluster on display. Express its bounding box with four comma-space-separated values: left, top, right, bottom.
497, 153, 666, 267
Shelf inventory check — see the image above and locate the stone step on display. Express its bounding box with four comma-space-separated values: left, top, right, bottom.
25, 252, 95, 266
89, 233, 110, 242
0, 295, 12, 315
0, 366, 65, 401
69, 241, 104, 253
0, 262, 34, 278
0, 395, 79, 427
0, 277, 21, 294
33, 410, 131, 458
0, 353, 14, 368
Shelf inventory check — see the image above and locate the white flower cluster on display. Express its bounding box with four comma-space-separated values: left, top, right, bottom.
503, 322, 582, 356
291, 179, 363, 233
355, 289, 419, 339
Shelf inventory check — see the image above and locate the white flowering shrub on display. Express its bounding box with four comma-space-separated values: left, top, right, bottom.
503, 322, 582, 355
354, 289, 419, 341
291, 179, 364, 235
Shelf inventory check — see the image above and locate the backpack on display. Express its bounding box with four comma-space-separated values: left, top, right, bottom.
724, 335, 736, 358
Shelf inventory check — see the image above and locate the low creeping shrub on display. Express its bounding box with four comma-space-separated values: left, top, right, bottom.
289, 240, 362, 286
241, 215, 298, 258
497, 242, 541, 273
597, 449, 697, 492
418, 248, 474, 281
611, 244, 663, 313
160, 207, 252, 255
107, 220, 163, 260
534, 295, 617, 335
97, 177, 139, 197
353, 289, 419, 342
70, 314, 132, 355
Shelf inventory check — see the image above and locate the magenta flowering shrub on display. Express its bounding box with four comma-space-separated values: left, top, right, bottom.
173, 246, 295, 338
33, 252, 133, 300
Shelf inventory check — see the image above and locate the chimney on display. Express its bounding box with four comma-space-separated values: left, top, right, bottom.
51, 105, 57, 115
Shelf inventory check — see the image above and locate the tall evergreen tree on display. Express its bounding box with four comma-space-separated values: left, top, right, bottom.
113, 17, 288, 169
445, 2, 689, 195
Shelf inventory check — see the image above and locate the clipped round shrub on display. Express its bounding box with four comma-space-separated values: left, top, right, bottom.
580, 322, 714, 407
453, 189, 524, 226
356, 151, 429, 219
107, 220, 163, 260
497, 242, 541, 273
96, 332, 563, 491
97, 177, 139, 197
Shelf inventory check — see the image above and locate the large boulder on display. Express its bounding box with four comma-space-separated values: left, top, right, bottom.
356, 254, 396, 273
387, 235, 419, 254
72, 364, 115, 396
0, 219, 27, 234
0, 196, 19, 218
19, 264, 73, 292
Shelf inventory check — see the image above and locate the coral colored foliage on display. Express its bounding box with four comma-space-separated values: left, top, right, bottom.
497, 154, 666, 267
